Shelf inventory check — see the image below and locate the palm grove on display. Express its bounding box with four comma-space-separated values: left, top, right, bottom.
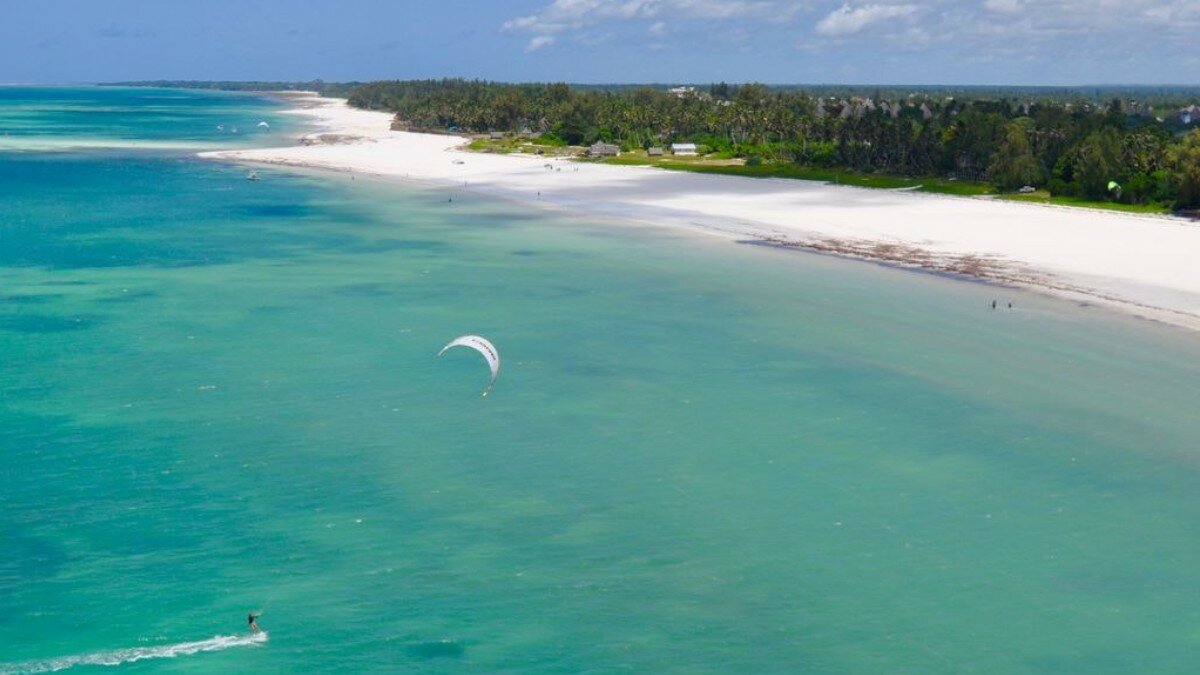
348, 80, 1200, 211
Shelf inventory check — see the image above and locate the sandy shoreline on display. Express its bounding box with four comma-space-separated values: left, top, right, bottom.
202, 94, 1200, 331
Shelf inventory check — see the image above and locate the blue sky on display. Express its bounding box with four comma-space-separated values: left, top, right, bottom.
3, 0, 1198, 85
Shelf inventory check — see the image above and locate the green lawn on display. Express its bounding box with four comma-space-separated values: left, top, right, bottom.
467, 136, 571, 155
997, 191, 1172, 215
465, 146, 1178, 216
599, 154, 993, 196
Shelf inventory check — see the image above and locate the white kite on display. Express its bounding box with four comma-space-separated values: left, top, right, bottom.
438, 335, 500, 396
257, 121, 270, 129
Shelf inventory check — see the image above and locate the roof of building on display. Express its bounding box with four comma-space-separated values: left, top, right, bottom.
589, 142, 620, 155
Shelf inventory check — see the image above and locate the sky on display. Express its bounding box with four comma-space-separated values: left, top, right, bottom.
2, 0, 1198, 85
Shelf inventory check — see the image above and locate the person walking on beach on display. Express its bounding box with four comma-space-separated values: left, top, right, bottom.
248, 612, 262, 632
991, 300, 997, 310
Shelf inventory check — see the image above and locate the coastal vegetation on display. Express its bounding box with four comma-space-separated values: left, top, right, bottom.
347, 80, 1200, 212
599, 151, 992, 196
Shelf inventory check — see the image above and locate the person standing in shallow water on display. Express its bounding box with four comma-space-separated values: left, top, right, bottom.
249, 612, 262, 632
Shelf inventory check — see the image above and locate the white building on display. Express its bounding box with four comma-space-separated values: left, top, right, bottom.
671, 143, 698, 156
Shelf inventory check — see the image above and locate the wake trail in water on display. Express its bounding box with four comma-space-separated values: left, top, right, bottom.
0, 632, 267, 674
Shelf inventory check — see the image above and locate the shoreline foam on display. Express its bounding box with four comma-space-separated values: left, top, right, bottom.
200, 94, 1200, 332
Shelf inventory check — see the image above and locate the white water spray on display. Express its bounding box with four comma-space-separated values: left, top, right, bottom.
0, 632, 267, 674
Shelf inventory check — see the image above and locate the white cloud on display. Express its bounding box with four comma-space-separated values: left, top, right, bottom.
972, 0, 1199, 33
815, 4, 918, 36
945, 0, 1200, 57
525, 35, 557, 52
808, 0, 1198, 50
503, 0, 1200, 81
983, 0, 1022, 13
503, 0, 804, 38
1140, 1, 1200, 27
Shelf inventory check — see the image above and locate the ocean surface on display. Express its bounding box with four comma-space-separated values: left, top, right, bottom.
2, 87, 1200, 674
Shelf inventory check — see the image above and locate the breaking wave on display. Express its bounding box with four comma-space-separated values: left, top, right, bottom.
0, 136, 227, 153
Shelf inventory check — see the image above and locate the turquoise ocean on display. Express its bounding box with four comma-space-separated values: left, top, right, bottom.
2, 87, 1199, 673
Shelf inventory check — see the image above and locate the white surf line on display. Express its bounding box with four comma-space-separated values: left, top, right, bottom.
0, 138, 230, 153
0, 632, 267, 674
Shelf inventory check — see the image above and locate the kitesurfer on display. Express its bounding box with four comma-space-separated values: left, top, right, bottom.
248, 612, 262, 632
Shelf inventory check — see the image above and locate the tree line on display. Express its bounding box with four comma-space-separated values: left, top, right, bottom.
347, 79, 1200, 210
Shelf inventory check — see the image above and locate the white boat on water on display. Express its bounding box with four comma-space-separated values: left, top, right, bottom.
246, 170, 260, 182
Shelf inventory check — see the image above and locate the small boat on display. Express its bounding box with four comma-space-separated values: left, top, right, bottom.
246, 170, 260, 182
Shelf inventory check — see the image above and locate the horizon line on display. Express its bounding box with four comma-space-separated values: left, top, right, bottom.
12, 79, 1199, 91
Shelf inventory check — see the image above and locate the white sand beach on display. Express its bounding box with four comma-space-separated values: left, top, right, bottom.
203, 94, 1200, 330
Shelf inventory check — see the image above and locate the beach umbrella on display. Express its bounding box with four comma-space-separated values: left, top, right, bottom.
438, 335, 500, 396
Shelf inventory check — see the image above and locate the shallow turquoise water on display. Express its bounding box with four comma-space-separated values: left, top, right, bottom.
0, 87, 294, 152
2, 89, 1200, 673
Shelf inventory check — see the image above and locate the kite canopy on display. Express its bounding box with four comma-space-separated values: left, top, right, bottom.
438, 335, 500, 396
1108, 180, 1120, 192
